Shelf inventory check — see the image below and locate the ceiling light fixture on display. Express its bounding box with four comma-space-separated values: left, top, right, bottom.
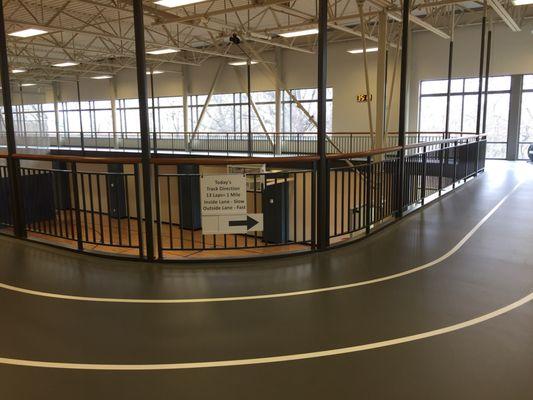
228, 60, 258, 66
511, 0, 533, 5
279, 28, 319, 38
347, 47, 379, 54
146, 70, 164, 75
154, 0, 204, 7
91, 75, 113, 80
147, 48, 180, 55
9, 28, 47, 38
53, 62, 79, 67
12, 69, 26, 74
21, 83, 36, 87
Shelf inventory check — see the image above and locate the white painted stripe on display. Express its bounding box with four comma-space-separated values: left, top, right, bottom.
0, 181, 524, 304
0, 290, 531, 370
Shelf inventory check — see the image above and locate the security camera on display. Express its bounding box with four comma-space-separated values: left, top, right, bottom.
229, 33, 241, 45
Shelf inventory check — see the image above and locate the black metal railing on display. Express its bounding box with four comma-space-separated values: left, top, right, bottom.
3, 131, 461, 157
0, 134, 487, 261
0, 157, 13, 228
327, 135, 486, 243
9, 154, 144, 258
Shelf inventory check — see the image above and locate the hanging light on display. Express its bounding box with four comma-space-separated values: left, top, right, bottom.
278, 28, 319, 38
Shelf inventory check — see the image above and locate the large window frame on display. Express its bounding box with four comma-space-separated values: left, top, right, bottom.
418, 76, 512, 159
519, 75, 533, 159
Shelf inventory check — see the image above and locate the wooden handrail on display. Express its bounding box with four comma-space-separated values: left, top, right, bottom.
12, 153, 142, 164
404, 134, 485, 150
152, 155, 320, 165
7, 133, 486, 166
327, 146, 402, 160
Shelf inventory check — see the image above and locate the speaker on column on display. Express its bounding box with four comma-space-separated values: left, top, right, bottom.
107, 164, 128, 218
177, 164, 202, 230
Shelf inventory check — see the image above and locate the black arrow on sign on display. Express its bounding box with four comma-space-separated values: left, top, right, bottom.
229, 215, 259, 230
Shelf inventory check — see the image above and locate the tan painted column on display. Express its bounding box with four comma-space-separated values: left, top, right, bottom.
375, 11, 388, 151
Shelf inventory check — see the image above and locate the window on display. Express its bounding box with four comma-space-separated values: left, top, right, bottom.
419, 76, 512, 159
519, 75, 533, 159
282, 88, 333, 133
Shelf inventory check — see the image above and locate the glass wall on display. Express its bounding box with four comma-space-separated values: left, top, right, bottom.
419, 76, 511, 159
519, 75, 533, 159
1, 86, 332, 150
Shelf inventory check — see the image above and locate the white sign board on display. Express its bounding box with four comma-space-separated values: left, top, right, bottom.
200, 174, 263, 234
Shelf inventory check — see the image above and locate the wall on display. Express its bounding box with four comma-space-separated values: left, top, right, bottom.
409, 20, 533, 130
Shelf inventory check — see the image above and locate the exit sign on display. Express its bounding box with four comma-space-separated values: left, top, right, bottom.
356, 94, 372, 102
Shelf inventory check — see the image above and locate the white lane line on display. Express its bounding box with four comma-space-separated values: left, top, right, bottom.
0, 290, 531, 370
0, 181, 524, 304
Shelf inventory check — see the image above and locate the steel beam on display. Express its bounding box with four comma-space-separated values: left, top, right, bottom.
397, 0, 411, 217
317, 0, 329, 250
132, 0, 154, 261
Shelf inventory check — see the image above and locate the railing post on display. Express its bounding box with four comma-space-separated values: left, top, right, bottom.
453, 140, 458, 188
247, 61, 253, 157
133, 164, 144, 259
70, 162, 84, 251
0, 0, 26, 238
316, 0, 329, 250
438, 142, 445, 196
132, 0, 155, 261
421, 146, 427, 205
76, 80, 85, 155
365, 155, 372, 235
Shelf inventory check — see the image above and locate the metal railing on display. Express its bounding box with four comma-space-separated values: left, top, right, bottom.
0, 133, 487, 261
2, 131, 465, 157
153, 156, 316, 258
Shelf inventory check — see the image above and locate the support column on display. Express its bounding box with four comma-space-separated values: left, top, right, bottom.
52, 82, 61, 148
247, 61, 253, 157
317, 0, 329, 250
76, 79, 85, 155
110, 77, 119, 149
507, 75, 523, 161
182, 65, 190, 152
475, 1, 487, 175
0, 0, 25, 237
375, 11, 388, 151
133, 0, 154, 261
397, 0, 411, 217
482, 23, 492, 134
150, 68, 158, 154
274, 47, 283, 155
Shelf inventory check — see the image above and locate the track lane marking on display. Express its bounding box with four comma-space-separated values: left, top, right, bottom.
0, 290, 531, 370
0, 181, 524, 304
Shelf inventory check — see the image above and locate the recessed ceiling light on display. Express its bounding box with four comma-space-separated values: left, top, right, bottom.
21, 83, 36, 87
154, 0, 204, 7
147, 48, 180, 55
146, 70, 164, 75
512, 0, 533, 5
91, 75, 113, 80
279, 28, 319, 38
12, 69, 26, 73
53, 62, 79, 67
9, 28, 47, 38
228, 60, 258, 66
347, 47, 379, 54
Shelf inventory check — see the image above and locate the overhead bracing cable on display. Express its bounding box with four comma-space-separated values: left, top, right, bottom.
385, 25, 402, 136
482, 15, 492, 134
444, 5, 455, 139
